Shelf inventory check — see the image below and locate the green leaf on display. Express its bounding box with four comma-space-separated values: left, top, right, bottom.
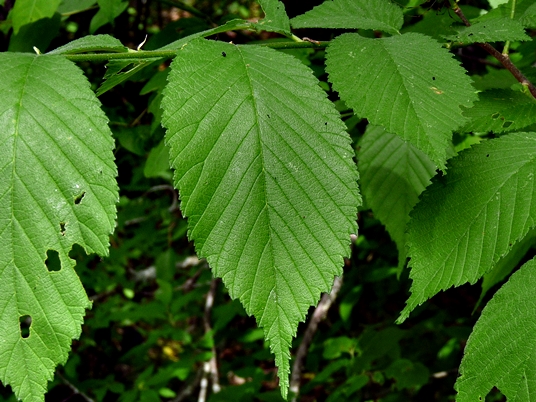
144, 140, 171, 179
463, 89, 536, 134
254, 0, 291, 36
475, 228, 536, 311
0, 54, 117, 400
90, 0, 128, 33
161, 38, 359, 398
398, 132, 536, 322
97, 58, 159, 96
290, 0, 403, 35
11, 0, 61, 34
443, 18, 531, 44
8, 13, 61, 53
326, 32, 477, 170
456, 256, 536, 401
385, 359, 429, 390
47, 34, 128, 54
358, 125, 436, 269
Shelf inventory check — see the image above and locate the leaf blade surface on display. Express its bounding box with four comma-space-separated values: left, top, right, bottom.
161, 38, 359, 397
0, 53, 117, 401
399, 132, 536, 322
326, 33, 477, 169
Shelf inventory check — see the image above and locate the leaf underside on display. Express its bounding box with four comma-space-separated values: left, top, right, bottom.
399, 132, 536, 322
326, 32, 477, 170
290, 0, 403, 35
0, 53, 117, 401
358, 125, 436, 268
161, 38, 359, 398
456, 256, 536, 401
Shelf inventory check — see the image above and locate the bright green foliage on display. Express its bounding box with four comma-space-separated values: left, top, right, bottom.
11, 0, 61, 34
255, 0, 291, 36
326, 32, 477, 169
456, 257, 536, 401
0, 54, 117, 401
161, 38, 359, 397
47, 34, 128, 55
290, 0, 403, 36
444, 18, 531, 44
463, 89, 536, 134
399, 132, 536, 322
358, 125, 435, 267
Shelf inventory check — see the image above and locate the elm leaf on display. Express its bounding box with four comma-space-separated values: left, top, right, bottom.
290, 0, 403, 35
326, 33, 477, 170
398, 133, 536, 322
0, 54, 117, 401
161, 38, 359, 398
456, 256, 536, 401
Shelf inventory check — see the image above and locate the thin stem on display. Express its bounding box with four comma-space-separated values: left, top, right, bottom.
60, 41, 326, 62
453, 5, 536, 99
502, 0, 517, 54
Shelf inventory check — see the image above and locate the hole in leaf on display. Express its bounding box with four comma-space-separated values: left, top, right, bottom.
502, 121, 513, 128
74, 191, 86, 205
19, 315, 31, 338
222, 51, 226, 57
59, 222, 66, 236
491, 112, 500, 119
45, 250, 61, 272
432, 76, 436, 80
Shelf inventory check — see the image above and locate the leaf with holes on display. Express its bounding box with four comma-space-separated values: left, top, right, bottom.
0, 53, 117, 401
398, 132, 536, 322
443, 18, 531, 44
456, 256, 536, 401
358, 125, 436, 268
161, 38, 359, 398
462, 89, 536, 134
326, 32, 477, 170
290, 0, 403, 35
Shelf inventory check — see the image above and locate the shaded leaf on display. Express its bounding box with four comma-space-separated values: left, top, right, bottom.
358, 125, 436, 269
456, 256, 536, 401
90, 0, 128, 33
0, 53, 117, 401
463, 89, 536, 134
161, 38, 359, 398
290, 0, 403, 35
443, 18, 531, 44
398, 133, 536, 322
326, 32, 477, 169
11, 0, 61, 34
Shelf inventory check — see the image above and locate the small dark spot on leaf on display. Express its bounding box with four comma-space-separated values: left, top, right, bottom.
222, 51, 226, 57
74, 191, 85, 205
432, 76, 436, 80
325, 122, 328, 125
45, 249, 61, 272
60, 222, 66, 236
491, 112, 500, 119
486, 154, 490, 157
468, 33, 473, 36
267, 114, 270, 118
503, 121, 513, 128
20, 315, 31, 338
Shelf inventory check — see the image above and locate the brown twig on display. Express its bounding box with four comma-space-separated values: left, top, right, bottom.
452, 5, 536, 99
56, 370, 95, 402
289, 276, 343, 402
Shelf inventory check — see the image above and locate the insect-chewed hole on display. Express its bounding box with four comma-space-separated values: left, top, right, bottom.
19, 315, 31, 338
502, 121, 513, 128
45, 250, 61, 272
74, 191, 86, 205
59, 222, 66, 235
